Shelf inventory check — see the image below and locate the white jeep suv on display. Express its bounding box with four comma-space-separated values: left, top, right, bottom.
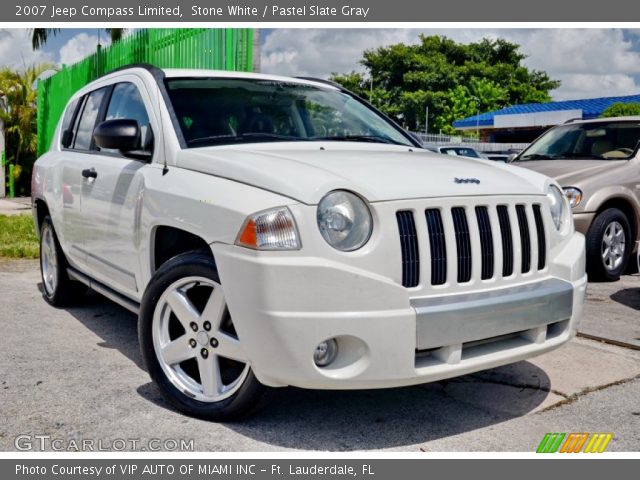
32, 66, 587, 420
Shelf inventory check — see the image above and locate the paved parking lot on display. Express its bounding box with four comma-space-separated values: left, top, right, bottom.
0, 259, 639, 452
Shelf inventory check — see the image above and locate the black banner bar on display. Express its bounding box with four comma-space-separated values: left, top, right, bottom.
4, 459, 640, 480
3, 0, 639, 22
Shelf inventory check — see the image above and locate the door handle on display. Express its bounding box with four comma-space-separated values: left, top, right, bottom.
82, 168, 97, 179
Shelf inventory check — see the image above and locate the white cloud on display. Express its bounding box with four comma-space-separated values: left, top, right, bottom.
261, 29, 420, 77
0, 29, 54, 69
260, 28, 640, 100
59, 33, 109, 66
552, 73, 640, 100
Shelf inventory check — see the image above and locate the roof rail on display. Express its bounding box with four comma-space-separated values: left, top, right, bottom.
563, 117, 583, 124
94, 63, 166, 81
295, 76, 342, 88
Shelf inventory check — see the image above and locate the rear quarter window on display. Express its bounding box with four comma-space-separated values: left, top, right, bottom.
73, 87, 108, 151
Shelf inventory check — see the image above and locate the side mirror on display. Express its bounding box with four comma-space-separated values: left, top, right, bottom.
93, 119, 141, 152
61, 129, 74, 148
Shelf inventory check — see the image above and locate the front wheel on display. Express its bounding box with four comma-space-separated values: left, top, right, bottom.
138, 251, 266, 421
586, 208, 632, 281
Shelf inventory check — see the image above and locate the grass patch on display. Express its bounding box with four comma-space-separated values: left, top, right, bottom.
0, 214, 39, 259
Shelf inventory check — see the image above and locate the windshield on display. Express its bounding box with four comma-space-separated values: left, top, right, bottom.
514, 121, 640, 162
165, 78, 413, 148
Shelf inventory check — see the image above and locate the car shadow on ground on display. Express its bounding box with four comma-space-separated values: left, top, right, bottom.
610, 288, 640, 311
50, 287, 145, 370
57, 286, 554, 451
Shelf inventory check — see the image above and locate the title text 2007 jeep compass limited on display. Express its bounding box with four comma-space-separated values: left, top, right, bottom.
32, 66, 587, 420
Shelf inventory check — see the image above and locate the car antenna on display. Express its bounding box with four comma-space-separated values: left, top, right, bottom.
157, 84, 169, 176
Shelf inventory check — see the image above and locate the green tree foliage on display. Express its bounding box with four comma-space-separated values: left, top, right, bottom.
601, 102, 640, 118
330, 35, 560, 134
0, 63, 56, 195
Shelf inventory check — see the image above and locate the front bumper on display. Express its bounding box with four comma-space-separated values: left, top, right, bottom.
212, 232, 586, 389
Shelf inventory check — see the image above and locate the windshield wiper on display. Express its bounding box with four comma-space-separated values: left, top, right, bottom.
556, 152, 603, 159
516, 153, 558, 161
309, 134, 406, 146
186, 132, 308, 147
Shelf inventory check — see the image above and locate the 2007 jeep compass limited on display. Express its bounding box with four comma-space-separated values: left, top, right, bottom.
32, 66, 586, 420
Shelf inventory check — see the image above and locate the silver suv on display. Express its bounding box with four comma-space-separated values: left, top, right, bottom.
514, 117, 640, 281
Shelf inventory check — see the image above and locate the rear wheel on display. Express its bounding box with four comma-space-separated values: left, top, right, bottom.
39, 216, 83, 306
586, 208, 632, 281
138, 251, 266, 420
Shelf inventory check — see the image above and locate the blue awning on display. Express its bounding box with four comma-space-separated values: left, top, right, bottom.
453, 94, 640, 129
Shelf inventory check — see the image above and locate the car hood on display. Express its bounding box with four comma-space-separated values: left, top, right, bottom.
177, 142, 549, 205
512, 159, 628, 185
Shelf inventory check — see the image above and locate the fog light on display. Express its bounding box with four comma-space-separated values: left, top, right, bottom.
314, 339, 338, 367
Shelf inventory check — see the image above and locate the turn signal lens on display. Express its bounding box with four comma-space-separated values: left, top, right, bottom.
236, 207, 301, 250
563, 187, 583, 208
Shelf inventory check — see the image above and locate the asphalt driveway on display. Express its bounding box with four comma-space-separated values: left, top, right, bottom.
1, 259, 639, 452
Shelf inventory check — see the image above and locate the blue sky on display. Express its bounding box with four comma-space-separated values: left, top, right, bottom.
2, 28, 640, 101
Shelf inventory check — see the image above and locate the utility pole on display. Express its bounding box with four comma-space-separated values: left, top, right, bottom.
425, 106, 429, 136
472, 96, 480, 139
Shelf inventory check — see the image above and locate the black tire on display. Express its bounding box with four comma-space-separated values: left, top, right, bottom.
585, 208, 632, 282
138, 251, 267, 421
39, 215, 84, 307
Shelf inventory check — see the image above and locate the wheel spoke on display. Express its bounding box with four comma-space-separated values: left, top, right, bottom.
197, 354, 222, 397
216, 332, 247, 362
161, 336, 196, 365
201, 285, 226, 330
166, 290, 200, 329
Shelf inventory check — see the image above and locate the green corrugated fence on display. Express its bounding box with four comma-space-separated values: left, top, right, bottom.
37, 28, 254, 156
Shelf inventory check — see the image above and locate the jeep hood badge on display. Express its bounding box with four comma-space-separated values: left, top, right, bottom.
454, 177, 480, 184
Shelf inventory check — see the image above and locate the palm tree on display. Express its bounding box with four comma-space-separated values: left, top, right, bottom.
31, 29, 125, 49
0, 62, 56, 194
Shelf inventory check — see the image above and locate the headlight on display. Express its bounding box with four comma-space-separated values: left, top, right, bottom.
317, 190, 373, 251
547, 185, 571, 232
236, 207, 301, 250
563, 187, 583, 208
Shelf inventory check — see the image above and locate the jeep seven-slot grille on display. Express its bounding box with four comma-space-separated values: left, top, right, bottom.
475, 206, 494, 280
533, 205, 546, 270
497, 205, 514, 277
516, 205, 531, 273
425, 209, 447, 285
451, 208, 472, 283
397, 203, 547, 287
396, 211, 420, 288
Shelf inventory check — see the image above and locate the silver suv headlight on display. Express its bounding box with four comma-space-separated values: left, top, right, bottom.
317, 190, 373, 251
547, 184, 571, 232
563, 187, 583, 208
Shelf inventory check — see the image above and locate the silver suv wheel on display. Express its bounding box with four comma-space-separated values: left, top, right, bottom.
152, 276, 250, 403
601, 220, 626, 272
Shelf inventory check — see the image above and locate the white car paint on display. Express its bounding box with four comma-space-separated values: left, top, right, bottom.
32, 67, 586, 391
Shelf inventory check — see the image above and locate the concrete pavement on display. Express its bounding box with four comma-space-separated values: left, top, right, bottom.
0, 260, 639, 452
0, 197, 31, 216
